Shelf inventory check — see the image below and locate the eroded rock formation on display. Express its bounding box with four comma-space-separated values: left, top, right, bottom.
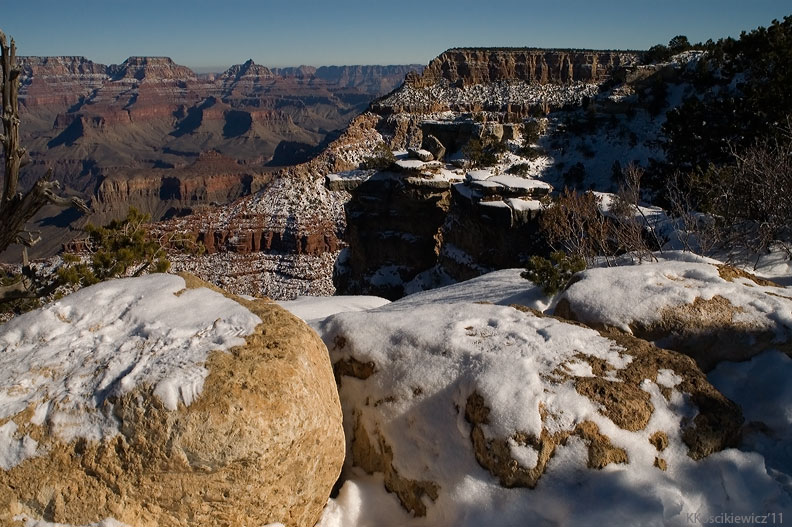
416, 48, 639, 87
322, 297, 742, 517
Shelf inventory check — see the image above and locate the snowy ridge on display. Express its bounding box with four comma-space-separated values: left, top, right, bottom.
0, 275, 261, 465
378, 79, 600, 112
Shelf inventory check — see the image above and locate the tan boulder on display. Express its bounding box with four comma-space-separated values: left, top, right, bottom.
321, 300, 741, 518
555, 260, 792, 371
0, 273, 344, 526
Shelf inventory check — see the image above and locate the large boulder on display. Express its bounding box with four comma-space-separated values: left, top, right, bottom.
554, 258, 792, 371
421, 134, 446, 161
317, 291, 747, 523
0, 273, 344, 526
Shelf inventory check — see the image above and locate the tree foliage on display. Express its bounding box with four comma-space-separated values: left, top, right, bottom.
57, 207, 170, 288
360, 142, 396, 170
521, 251, 586, 296
1, 208, 171, 318
668, 124, 792, 263
463, 136, 504, 168
662, 17, 792, 175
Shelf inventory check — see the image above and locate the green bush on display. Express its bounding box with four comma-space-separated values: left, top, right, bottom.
57, 207, 170, 288
463, 137, 500, 168
361, 142, 396, 170
522, 120, 542, 144
506, 163, 531, 176
521, 251, 586, 295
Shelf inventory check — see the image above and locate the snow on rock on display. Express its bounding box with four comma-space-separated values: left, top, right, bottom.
277, 295, 391, 325
555, 256, 792, 370
392, 268, 550, 312
0, 273, 345, 527
377, 79, 600, 114
315, 276, 754, 524
0, 274, 260, 444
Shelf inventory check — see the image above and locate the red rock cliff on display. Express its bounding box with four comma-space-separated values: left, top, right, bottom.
416, 48, 639, 86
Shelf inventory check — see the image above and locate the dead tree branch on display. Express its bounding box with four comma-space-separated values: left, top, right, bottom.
1, 29, 90, 303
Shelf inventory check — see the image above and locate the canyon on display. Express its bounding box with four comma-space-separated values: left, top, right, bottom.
4, 56, 422, 260
10, 47, 686, 299
149, 48, 670, 299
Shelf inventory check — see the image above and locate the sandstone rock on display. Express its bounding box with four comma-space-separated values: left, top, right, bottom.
407, 147, 434, 162
0, 273, 344, 526
421, 134, 447, 161
554, 260, 792, 371
321, 298, 741, 517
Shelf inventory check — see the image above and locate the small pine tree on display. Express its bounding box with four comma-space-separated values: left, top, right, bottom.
521, 251, 586, 295
361, 142, 396, 170
57, 207, 170, 288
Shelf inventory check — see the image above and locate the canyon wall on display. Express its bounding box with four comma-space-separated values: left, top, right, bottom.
415, 48, 640, 87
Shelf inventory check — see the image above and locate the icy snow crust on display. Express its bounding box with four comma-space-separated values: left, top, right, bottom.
314, 271, 792, 526
0, 274, 261, 464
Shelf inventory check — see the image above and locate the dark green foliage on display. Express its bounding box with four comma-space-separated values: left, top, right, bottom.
521, 120, 542, 144
506, 163, 531, 176
0, 269, 42, 317
520, 146, 545, 160
662, 17, 792, 178
463, 137, 500, 168
668, 35, 691, 54
562, 162, 586, 188
643, 44, 672, 64
361, 142, 396, 170
643, 35, 691, 64
521, 251, 586, 295
57, 207, 170, 288
519, 120, 545, 159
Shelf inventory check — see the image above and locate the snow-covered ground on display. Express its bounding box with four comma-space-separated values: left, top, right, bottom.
274, 263, 792, 527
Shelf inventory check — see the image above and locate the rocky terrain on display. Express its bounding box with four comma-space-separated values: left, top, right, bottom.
4, 56, 422, 261
150, 47, 650, 299
3, 22, 792, 526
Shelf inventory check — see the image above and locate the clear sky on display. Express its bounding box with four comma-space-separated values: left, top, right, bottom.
2, 1, 790, 71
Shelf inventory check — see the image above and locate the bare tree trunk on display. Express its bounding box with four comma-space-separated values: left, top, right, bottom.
1, 30, 24, 207
0, 30, 89, 255
1, 29, 90, 304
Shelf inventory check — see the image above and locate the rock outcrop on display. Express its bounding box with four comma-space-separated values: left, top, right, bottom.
331, 139, 553, 297
554, 260, 792, 371
0, 273, 344, 526
93, 151, 271, 218
10, 55, 421, 261
107, 56, 198, 81
416, 48, 640, 87
320, 290, 742, 518
151, 113, 386, 299
371, 47, 639, 117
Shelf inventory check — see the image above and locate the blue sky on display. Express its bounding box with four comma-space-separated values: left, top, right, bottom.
2, 1, 790, 71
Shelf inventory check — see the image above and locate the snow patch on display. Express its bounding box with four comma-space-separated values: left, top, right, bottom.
0, 274, 261, 466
